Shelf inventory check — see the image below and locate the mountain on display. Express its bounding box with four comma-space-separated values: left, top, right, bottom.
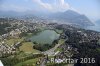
48, 10, 94, 28
0, 10, 94, 28
0, 11, 24, 17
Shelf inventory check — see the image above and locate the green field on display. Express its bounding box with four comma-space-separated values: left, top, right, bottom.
15, 58, 39, 66
5, 38, 24, 45
55, 39, 65, 52
58, 39, 65, 44
19, 42, 40, 53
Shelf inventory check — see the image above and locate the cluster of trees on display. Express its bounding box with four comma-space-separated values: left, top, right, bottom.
65, 30, 100, 66
33, 40, 58, 51
0, 23, 11, 35
19, 32, 28, 38
19, 29, 42, 39
0, 54, 44, 66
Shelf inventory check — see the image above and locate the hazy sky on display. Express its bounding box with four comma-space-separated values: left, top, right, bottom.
0, 0, 100, 21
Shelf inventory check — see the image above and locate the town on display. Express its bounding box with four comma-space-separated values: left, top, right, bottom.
0, 17, 100, 66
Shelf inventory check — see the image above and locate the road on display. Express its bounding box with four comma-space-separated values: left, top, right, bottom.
40, 58, 46, 66
40, 43, 61, 66
42, 43, 61, 56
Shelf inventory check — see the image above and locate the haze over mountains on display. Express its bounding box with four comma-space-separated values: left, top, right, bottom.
47, 10, 94, 27
0, 9, 94, 28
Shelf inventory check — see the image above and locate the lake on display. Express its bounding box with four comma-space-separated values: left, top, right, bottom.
86, 24, 100, 32
29, 30, 60, 44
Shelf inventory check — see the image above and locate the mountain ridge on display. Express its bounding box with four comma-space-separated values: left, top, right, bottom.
48, 10, 94, 27
0, 10, 94, 28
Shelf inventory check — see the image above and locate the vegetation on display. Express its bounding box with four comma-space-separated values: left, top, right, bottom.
55, 39, 65, 52
0, 23, 11, 35
15, 58, 39, 66
33, 39, 58, 51
19, 42, 40, 53
0, 53, 44, 66
65, 30, 100, 66
5, 38, 24, 45
54, 29, 63, 34
0, 18, 100, 66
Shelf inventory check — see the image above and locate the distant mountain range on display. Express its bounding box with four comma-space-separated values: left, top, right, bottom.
0, 10, 94, 28
47, 10, 94, 27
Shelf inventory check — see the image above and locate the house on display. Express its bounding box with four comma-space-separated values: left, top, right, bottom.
0, 60, 4, 66
10, 29, 21, 38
